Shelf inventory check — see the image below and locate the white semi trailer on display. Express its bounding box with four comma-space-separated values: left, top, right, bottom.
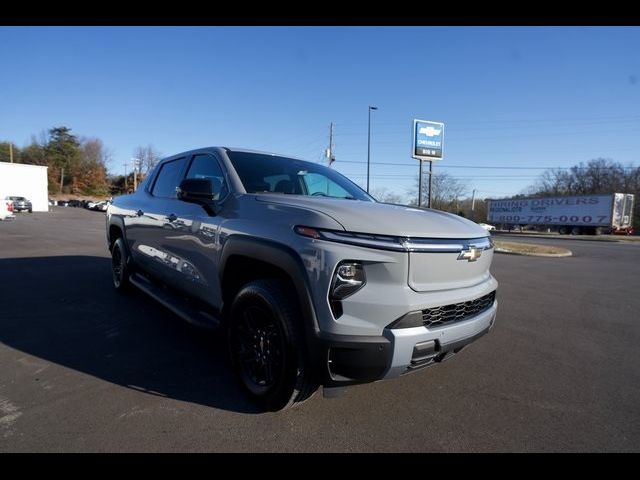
487, 193, 635, 235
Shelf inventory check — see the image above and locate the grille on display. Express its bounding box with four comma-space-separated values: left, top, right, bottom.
422, 291, 496, 328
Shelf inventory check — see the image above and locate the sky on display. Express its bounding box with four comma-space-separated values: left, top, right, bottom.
1, 26, 639, 201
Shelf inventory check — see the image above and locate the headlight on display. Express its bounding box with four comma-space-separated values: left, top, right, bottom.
329, 261, 366, 318
331, 261, 366, 300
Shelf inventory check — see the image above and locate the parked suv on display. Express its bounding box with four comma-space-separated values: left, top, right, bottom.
106, 147, 498, 410
6, 196, 32, 213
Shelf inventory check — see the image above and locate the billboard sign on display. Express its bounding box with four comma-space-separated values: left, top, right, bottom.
487, 194, 615, 226
412, 119, 444, 160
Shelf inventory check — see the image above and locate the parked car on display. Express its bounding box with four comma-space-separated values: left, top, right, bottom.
0, 197, 15, 220
91, 201, 110, 212
610, 227, 636, 235
107, 147, 498, 411
478, 222, 496, 231
57, 200, 69, 207
6, 196, 32, 213
88, 200, 107, 211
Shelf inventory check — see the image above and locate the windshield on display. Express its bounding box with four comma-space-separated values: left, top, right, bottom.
227, 151, 375, 201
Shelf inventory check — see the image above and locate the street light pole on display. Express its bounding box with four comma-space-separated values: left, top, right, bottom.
366, 106, 377, 193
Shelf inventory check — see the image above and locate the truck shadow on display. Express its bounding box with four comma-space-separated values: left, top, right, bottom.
0, 255, 263, 414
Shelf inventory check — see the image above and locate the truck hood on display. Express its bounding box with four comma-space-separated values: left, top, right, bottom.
255, 195, 488, 239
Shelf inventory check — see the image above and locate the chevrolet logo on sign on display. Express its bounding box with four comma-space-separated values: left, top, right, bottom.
458, 247, 482, 262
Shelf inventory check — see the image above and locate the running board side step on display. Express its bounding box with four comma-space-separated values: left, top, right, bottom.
129, 273, 221, 330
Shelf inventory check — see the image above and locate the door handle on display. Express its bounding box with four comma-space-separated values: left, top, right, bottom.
136, 209, 144, 217
167, 213, 178, 222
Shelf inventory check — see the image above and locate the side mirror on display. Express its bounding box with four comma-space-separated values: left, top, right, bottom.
177, 178, 215, 205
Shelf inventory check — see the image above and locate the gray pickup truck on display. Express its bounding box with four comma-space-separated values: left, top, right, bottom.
106, 147, 498, 410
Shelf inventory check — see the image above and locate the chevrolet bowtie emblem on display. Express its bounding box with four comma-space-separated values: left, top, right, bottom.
458, 247, 482, 262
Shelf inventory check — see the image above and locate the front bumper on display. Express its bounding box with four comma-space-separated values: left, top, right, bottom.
383, 300, 497, 378
318, 300, 497, 386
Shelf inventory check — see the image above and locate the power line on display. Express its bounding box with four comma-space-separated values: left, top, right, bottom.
342, 173, 541, 179
334, 121, 640, 136
334, 160, 639, 170
332, 126, 640, 144
475, 189, 520, 195
333, 113, 640, 129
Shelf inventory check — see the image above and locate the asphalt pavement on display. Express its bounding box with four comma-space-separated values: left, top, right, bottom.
1, 208, 639, 452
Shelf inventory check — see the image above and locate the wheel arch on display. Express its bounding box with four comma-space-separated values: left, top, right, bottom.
219, 235, 322, 374
107, 216, 128, 252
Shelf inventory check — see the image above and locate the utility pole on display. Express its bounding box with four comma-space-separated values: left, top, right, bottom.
132, 158, 140, 191
366, 106, 378, 193
471, 189, 476, 221
123, 162, 128, 191
325, 124, 334, 195
326, 123, 335, 167
60, 167, 64, 194
9, 143, 13, 163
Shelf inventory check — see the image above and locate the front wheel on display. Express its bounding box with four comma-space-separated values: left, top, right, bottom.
111, 237, 133, 292
227, 279, 318, 411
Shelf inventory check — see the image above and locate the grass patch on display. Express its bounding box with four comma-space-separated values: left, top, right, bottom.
494, 241, 572, 257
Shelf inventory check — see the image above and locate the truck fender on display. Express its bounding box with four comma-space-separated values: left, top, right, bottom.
107, 215, 131, 256
218, 235, 323, 370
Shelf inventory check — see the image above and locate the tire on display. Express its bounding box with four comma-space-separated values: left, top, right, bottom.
28, 208, 32, 213
558, 226, 570, 235
111, 237, 133, 292
227, 279, 318, 411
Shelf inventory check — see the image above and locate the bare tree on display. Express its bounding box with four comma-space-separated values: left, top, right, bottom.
533, 158, 633, 196
369, 187, 408, 205
408, 172, 469, 211
71, 137, 110, 195
534, 168, 572, 196
133, 144, 162, 174
80, 137, 111, 166
455, 197, 489, 222
528, 157, 640, 231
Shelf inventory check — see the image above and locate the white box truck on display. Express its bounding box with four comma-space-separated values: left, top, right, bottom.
487, 193, 635, 235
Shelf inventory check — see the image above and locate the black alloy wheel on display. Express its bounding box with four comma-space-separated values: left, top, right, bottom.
231, 304, 286, 395
227, 279, 318, 411
111, 237, 132, 292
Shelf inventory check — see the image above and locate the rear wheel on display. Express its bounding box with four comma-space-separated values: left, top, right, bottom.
111, 237, 133, 292
227, 279, 318, 411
